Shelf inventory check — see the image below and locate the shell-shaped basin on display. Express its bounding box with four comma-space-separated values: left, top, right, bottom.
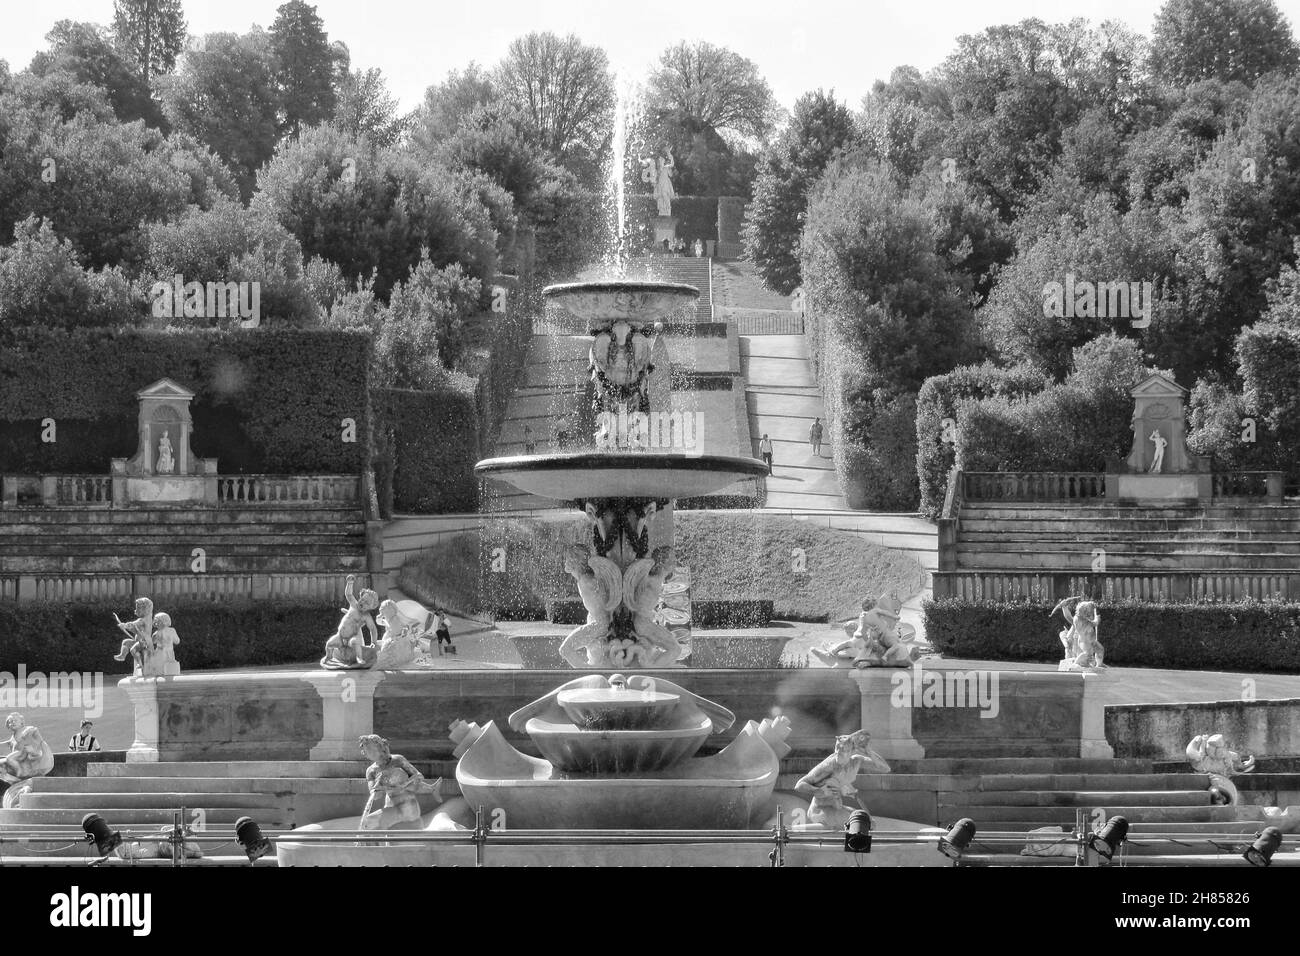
557, 687, 680, 731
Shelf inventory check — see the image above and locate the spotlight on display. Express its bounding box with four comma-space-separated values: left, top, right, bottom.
1244, 827, 1283, 868
234, 816, 273, 863
82, 813, 122, 857
1088, 816, 1130, 861
843, 809, 872, 853
938, 818, 976, 860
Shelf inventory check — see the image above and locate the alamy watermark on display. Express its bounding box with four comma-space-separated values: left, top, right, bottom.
0, 666, 104, 718
889, 660, 1000, 718
150, 274, 260, 326
1042, 274, 1153, 328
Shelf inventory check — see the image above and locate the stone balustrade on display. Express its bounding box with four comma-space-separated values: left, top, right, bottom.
932, 570, 1300, 602
0, 572, 379, 604
2, 473, 360, 509
963, 471, 1107, 502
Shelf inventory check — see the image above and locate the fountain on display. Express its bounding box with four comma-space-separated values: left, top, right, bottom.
475, 280, 768, 668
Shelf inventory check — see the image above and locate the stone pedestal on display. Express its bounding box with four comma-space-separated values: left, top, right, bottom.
852, 669, 925, 759
653, 215, 678, 248
1080, 672, 1114, 759
119, 677, 168, 762
303, 670, 387, 760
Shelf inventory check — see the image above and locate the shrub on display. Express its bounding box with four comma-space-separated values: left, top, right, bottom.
923, 598, 1300, 673
0, 326, 371, 474
372, 385, 479, 514
915, 362, 1049, 518
0, 601, 341, 672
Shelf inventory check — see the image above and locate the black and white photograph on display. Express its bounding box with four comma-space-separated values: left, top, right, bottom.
1, 0, 1298, 934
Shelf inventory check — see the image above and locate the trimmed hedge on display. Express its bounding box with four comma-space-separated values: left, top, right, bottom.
626, 194, 719, 245
0, 327, 371, 474
915, 362, 1049, 518
372, 386, 479, 515
923, 598, 1300, 673
548, 599, 773, 628
0, 601, 342, 672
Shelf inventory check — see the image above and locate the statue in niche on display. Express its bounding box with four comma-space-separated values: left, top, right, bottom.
559, 545, 624, 668
653, 151, 676, 217
1, 712, 54, 809
358, 734, 440, 830
156, 429, 175, 474
320, 575, 381, 669
1052, 596, 1105, 670
794, 730, 891, 830
620, 546, 684, 667
1148, 428, 1166, 474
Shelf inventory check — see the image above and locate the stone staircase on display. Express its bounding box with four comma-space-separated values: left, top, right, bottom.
0, 506, 367, 574
955, 503, 1300, 572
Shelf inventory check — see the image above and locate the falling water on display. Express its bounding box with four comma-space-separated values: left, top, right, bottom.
605, 77, 645, 277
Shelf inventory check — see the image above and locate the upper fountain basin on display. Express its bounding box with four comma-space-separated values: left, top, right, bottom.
543, 281, 700, 329
475, 451, 769, 501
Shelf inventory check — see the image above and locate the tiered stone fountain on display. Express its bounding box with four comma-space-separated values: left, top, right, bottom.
475, 281, 768, 669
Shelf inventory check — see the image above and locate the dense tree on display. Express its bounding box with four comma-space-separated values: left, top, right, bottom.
495, 32, 614, 181
647, 41, 780, 142
159, 30, 282, 200
111, 0, 187, 86
410, 64, 497, 152
333, 67, 409, 149
1150, 0, 1299, 86
743, 90, 857, 294
270, 1, 337, 136
29, 20, 165, 128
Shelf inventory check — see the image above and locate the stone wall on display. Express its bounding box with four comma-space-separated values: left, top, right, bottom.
1106, 698, 1300, 760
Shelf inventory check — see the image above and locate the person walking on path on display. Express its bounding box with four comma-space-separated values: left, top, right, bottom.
809, 418, 824, 458
434, 609, 455, 656
68, 719, 101, 752
759, 434, 774, 475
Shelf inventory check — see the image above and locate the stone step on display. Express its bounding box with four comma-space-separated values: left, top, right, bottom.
952, 790, 1212, 808
0, 508, 363, 525
0, 554, 367, 573
959, 507, 1300, 521
889, 758, 1156, 774
26, 777, 371, 795
958, 540, 1300, 554
0, 532, 364, 547
852, 773, 1209, 792
20, 792, 287, 811
88, 760, 367, 778
0, 807, 295, 826
953, 551, 1300, 570
935, 805, 1239, 825
961, 527, 1300, 541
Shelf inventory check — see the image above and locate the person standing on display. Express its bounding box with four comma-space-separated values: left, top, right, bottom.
434, 609, 455, 656
68, 719, 101, 752
759, 434, 774, 475
523, 424, 537, 455
809, 418, 824, 458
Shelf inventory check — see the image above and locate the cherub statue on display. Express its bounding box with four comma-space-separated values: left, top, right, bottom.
620, 546, 683, 667
373, 599, 427, 669
812, 593, 913, 667
558, 545, 624, 668
358, 734, 440, 830
794, 730, 891, 830
1052, 596, 1104, 670
321, 575, 380, 668
112, 597, 154, 668
1, 712, 55, 808
1187, 733, 1255, 804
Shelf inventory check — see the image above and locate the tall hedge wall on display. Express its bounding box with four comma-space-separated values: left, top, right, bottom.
626, 195, 719, 245
372, 386, 479, 514
915, 363, 1049, 518
0, 601, 340, 672
0, 327, 372, 474
924, 598, 1300, 673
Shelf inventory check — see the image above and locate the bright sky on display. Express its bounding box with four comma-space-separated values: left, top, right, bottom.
5, 0, 1300, 112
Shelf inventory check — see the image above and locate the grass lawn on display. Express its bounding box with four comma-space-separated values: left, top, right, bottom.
399, 510, 926, 622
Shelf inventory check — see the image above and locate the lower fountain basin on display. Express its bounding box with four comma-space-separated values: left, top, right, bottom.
525, 713, 713, 773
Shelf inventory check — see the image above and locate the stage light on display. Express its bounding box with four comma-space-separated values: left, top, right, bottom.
1088, 816, 1129, 861
82, 813, 121, 856
843, 809, 872, 853
938, 818, 976, 860
1244, 827, 1283, 867
234, 816, 273, 863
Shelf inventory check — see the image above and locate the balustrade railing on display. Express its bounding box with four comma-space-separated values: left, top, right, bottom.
0, 573, 373, 603
932, 570, 1300, 603
963, 471, 1106, 502
54, 475, 113, 506
215, 475, 359, 505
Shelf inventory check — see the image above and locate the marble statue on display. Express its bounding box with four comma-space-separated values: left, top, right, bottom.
113, 597, 154, 668
321, 575, 380, 669
1148, 428, 1166, 474
590, 320, 655, 413
621, 547, 684, 667
359, 734, 441, 830
1, 713, 55, 809
1052, 597, 1105, 670
150, 612, 180, 671
794, 730, 891, 830
1187, 733, 1255, 804
653, 151, 676, 217
812, 593, 916, 667
374, 599, 426, 669
156, 430, 174, 474
559, 545, 624, 668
